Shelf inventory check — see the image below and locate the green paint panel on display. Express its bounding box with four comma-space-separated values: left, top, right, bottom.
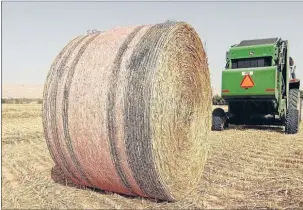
229, 45, 276, 59
221, 67, 277, 97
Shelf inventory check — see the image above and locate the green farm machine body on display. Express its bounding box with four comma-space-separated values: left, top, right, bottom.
212, 38, 301, 134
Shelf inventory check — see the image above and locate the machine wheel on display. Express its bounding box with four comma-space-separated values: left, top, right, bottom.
285, 109, 299, 134
224, 120, 230, 129
212, 108, 227, 131
212, 116, 224, 131
285, 89, 300, 134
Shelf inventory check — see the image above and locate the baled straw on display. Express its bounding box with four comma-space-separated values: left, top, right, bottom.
43, 21, 212, 201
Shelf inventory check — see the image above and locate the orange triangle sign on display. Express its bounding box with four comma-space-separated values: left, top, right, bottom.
241, 75, 254, 88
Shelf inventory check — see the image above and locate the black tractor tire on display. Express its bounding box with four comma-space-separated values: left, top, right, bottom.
212, 108, 226, 118
285, 89, 300, 134
212, 116, 224, 131
224, 120, 230, 129
212, 108, 227, 131
285, 109, 299, 134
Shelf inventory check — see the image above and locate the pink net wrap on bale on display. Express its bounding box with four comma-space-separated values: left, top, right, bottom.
43, 21, 212, 201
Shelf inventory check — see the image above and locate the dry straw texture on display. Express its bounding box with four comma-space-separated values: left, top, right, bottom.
3, 104, 303, 209
42, 21, 212, 201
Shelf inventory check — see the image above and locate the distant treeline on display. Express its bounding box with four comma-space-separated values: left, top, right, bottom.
2, 98, 43, 104
2, 92, 303, 105
4, 97, 226, 105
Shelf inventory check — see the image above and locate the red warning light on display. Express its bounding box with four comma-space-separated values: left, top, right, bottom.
241, 75, 254, 88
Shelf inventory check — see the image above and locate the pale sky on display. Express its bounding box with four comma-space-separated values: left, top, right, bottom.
2, 1, 303, 91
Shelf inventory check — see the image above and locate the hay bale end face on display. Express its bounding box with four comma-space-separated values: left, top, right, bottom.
43, 21, 212, 201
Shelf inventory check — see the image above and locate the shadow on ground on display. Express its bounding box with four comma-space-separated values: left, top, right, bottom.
51, 165, 92, 189
228, 124, 285, 133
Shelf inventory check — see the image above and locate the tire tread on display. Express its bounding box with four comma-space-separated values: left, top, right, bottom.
285, 89, 300, 134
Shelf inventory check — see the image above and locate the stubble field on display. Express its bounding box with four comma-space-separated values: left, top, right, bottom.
2, 104, 303, 209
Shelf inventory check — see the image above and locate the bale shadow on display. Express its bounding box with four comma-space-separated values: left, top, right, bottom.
51, 165, 168, 203
51, 165, 89, 189
228, 124, 285, 133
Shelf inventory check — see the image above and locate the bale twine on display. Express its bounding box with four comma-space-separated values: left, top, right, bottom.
42, 21, 212, 201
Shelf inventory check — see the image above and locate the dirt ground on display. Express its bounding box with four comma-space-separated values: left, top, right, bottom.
2, 104, 303, 209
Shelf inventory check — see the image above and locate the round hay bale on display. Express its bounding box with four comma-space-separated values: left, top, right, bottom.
42, 21, 212, 201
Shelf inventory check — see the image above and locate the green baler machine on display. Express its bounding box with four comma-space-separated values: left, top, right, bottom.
212, 38, 301, 134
